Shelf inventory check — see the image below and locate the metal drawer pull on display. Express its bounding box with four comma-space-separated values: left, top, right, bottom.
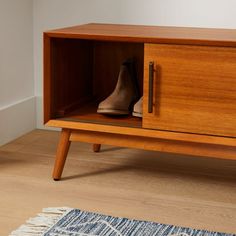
148, 61, 154, 113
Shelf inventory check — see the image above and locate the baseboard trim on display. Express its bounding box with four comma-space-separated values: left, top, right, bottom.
0, 96, 36, 146
36, 96, 60, 131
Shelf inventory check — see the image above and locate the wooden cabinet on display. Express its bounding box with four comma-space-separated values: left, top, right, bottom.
44, 23, 236, 180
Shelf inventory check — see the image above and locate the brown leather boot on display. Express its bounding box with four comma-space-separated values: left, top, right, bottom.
132, 96, 143, 117
97, 59, 139, 115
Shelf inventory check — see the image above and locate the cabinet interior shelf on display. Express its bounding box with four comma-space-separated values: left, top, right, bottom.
57, 101, 142, 128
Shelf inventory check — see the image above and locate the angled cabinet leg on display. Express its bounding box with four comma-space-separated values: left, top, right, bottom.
93, 144, 101, 152
53, 129, 71, 180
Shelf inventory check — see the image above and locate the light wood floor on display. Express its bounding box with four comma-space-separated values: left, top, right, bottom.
0, 130, 236, 235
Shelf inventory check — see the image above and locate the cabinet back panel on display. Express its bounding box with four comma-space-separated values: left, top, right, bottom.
143, 44, 236, 137
93, 42, 144, 101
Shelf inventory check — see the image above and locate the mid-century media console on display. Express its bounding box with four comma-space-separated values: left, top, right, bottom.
44, 23, 236, 180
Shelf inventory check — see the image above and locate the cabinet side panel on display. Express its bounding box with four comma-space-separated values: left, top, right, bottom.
143, 44, 236, 137
43, 33, 52, 124
50, 38, 94, 117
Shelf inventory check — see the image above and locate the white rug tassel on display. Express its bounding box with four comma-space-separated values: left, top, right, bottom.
9, 207, 72, 236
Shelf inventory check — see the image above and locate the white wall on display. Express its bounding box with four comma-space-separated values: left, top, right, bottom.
33, 0, 236, 128
0, 0, 35, 145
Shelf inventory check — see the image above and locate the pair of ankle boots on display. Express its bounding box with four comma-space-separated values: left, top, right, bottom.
97, 59, 143, 117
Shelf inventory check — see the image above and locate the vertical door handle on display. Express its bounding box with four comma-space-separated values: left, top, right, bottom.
148, 61, 154, 113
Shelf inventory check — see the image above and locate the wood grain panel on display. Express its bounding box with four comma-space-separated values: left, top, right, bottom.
143, 44, 236, 137
50, 38, 94, 118
43, 33, 51, 123
46, 120, 236, 147
70, 130, 236, 160
45, 23, 236, 47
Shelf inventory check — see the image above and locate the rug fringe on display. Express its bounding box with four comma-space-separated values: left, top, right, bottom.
9, 207, 72, 236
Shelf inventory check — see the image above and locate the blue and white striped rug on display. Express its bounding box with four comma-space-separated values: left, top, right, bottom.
10, 207, 235, 236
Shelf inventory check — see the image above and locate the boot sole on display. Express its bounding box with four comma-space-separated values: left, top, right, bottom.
132, 111, 142, 118
97, 108, 129, 115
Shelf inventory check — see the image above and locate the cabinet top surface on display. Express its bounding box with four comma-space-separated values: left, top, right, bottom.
45, 23, 236, 47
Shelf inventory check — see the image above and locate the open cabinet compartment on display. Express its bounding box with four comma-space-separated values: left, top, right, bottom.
46, 37, 144, 127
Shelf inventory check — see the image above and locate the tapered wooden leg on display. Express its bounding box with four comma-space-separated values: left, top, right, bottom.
93, 144, 101, 152
53, 129, 71, 180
